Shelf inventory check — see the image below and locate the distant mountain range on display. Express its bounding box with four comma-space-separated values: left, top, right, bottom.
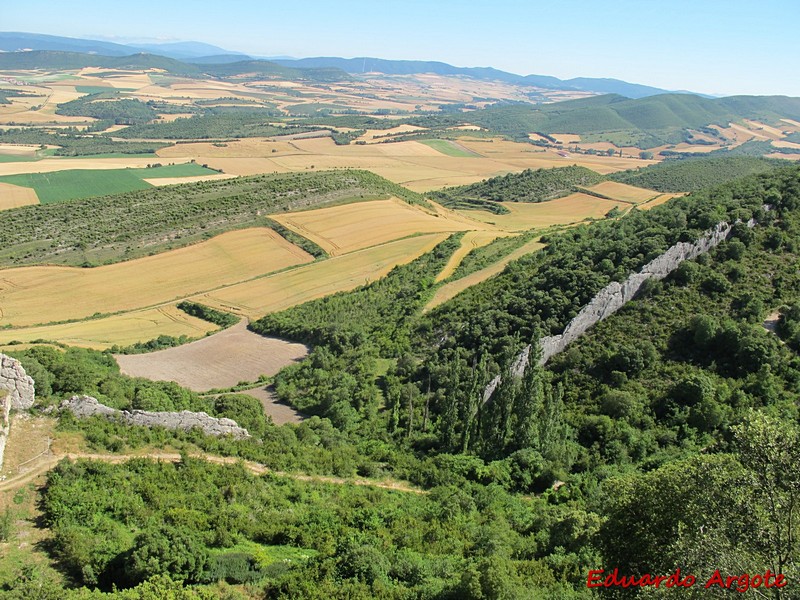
0, 31, 692, 99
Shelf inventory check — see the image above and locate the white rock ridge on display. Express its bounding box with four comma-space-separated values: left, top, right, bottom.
61, 395, 250, 439
0, 354, 36, 471
0, 354, 35, 410
484, 219, 755, 403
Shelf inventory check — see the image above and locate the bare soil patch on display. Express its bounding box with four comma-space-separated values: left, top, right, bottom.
233, 386, 304, 425
115, 320, 308, 392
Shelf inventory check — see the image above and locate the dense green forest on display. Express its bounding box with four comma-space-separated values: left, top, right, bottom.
111, 109, 303, 140
0, 51, 351, 83
459, 94, 800, 147
445, 230, 542, 281
609, 155, 784, 191
55, 93, 157, 125
0, 169, 422, 267
0, 128, 169, 156
432, 165, 604, 209
5, 163, 800, 598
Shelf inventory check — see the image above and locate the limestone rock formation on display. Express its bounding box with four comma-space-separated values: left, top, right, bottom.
484, 219, 755, 403
61, 395, 250, 439
0, 354, 35, 410
0, 391, 9, 472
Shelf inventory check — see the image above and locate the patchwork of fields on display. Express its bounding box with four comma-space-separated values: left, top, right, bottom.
0, 228, 313, 327
1, 63, 770, 400
272, 197, 493, 256
193, 233, 449, 320
0, 163, 219, 203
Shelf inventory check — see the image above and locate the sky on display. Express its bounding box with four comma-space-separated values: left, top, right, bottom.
2, 0, 798, 97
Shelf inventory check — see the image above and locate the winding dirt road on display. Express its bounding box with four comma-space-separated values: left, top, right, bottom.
0, 449, 423, 495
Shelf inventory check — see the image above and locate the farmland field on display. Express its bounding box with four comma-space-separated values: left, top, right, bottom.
153, 134, 650, 192
0, 228, 313, 327
0, 156, 178, 177
115, 320, 308, 392
638, 193, 683, 210
419, 139, 480, 157
0, 182, 38, 209
426, 237, 545, 310
582, 181, 660, 203
458, 192, 630, 231
0, 305, 217, 349
194, 233, 449, 319
0, 163, 219, 203
435, 230, 510, 282
0, 168, 151, 203
272, 197, 492, 255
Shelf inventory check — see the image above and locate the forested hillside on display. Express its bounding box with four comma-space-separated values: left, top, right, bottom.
609, 155, 784, 191
6, 164, 800, 598
0, 169, 421, 266
432, 165, 603, 210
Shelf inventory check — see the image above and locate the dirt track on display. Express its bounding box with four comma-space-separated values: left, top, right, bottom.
0, 450, 422, 495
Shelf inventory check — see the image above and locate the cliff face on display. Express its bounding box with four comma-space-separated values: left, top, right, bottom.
0, 354, 35, 410
61, 395, 250, 439
484, 219, 754, 403
0, 354, 35, 471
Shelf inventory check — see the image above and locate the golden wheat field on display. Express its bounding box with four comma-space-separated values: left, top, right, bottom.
435, 230, 511, 282
458, 193, 630, 232
194, 233, 449, 319
0, 228, 313, 327
272, 197, 493, 256
426, 237, 545, 310
637, 193, 684, 210
0, 182, 39, 209
0, 305, 217, 349
583, 181, 660, 204
0, 156, 186, 176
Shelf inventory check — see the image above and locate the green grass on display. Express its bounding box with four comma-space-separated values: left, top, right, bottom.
0, 154, 38, 163
139, 163, 218, 178
0, 164, 217, 203
0, 170, 153, 203
74, 86, 135, 94
419, 138, 477, 157
213, 540, 318, 568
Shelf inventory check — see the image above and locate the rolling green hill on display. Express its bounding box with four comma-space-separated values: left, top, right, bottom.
0, 169, 423, 267
0, 50, 351, 83
0, 50, 202, 75
465, 94, 800, 148
609, 155, 785, 192
432, 165, 604, 211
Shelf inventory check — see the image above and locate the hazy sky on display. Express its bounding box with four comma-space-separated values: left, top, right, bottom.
2, 0, 798, 96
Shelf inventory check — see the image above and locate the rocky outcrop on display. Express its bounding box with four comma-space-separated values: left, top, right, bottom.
60, 395, 250, 439
484, 219, 755, 403
0, 354, 36, 472
0, 354, 35, 410
0, 391, 9, 472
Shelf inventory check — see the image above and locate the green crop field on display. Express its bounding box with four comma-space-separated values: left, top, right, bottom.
0, 163, 218, 203
0, 154, 38, 163
419, 138, 478, 157
74, 85, 135, 94
0, 170, 152, 203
